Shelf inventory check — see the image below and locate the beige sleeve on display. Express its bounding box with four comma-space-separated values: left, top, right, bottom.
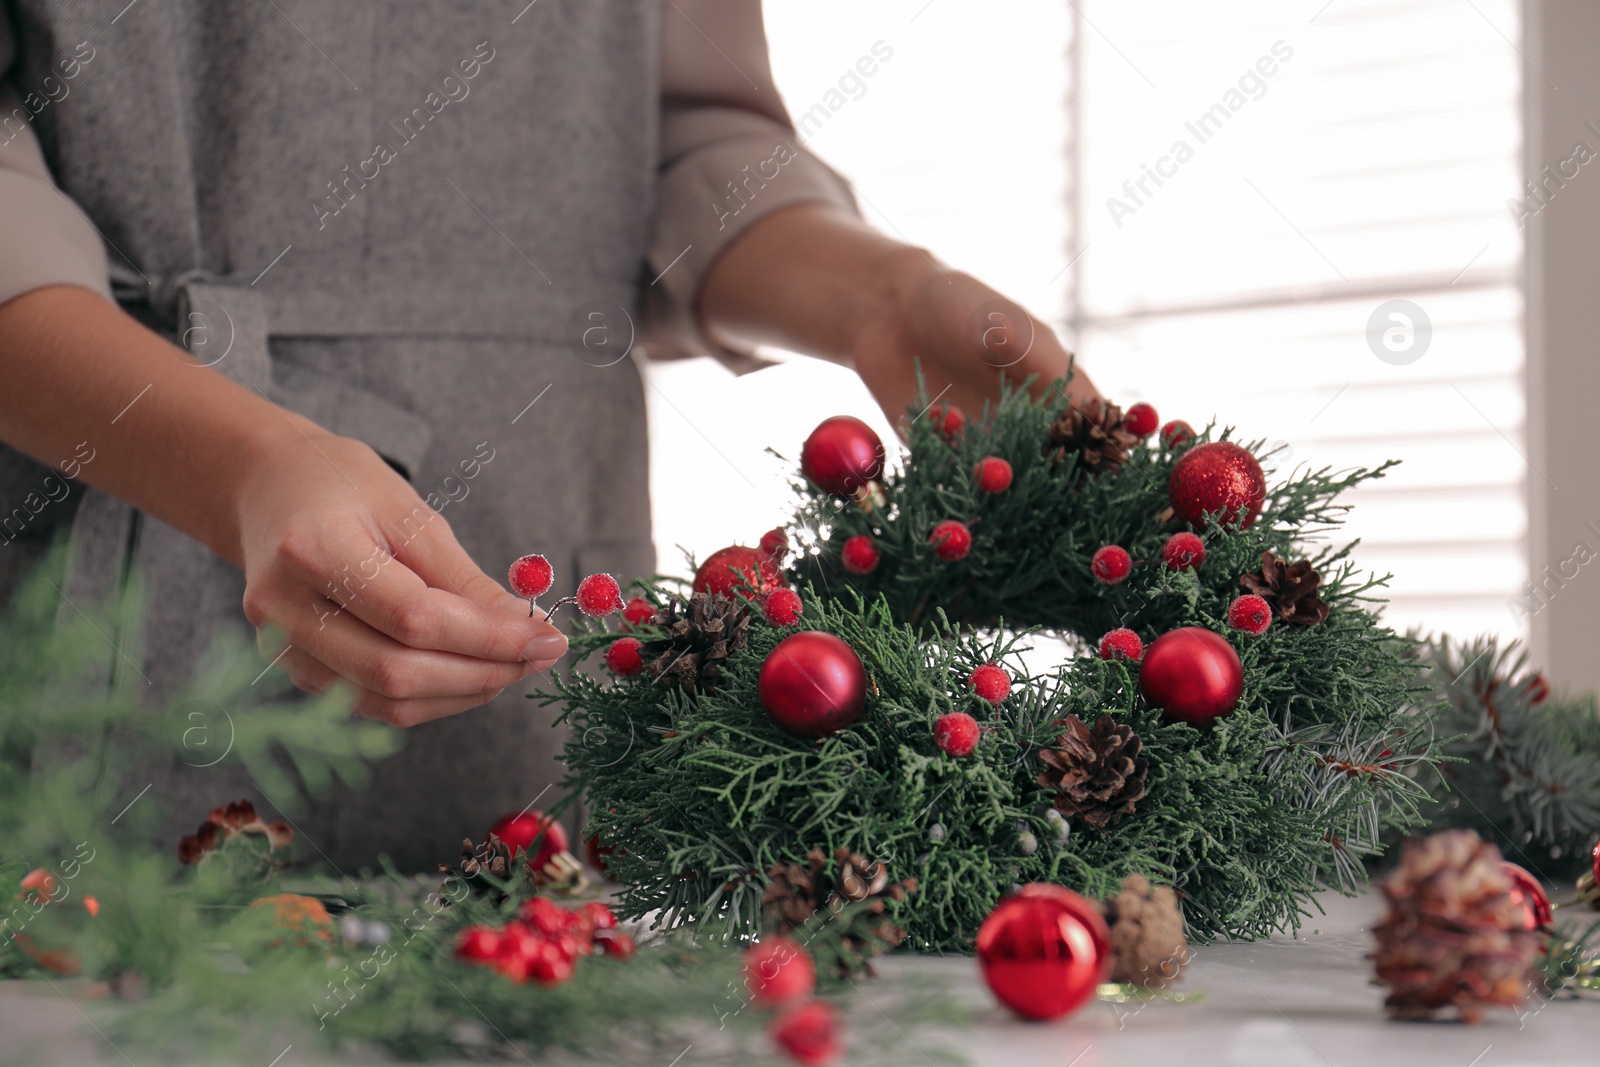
643, 0, 859, 369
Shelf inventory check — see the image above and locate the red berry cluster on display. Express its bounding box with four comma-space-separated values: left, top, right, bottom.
742, 938, 841, 1065
454, 898, 634, 986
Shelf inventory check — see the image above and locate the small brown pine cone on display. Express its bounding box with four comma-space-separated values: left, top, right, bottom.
638, 592, 752, 692
761, 847, 917, 978
1046, 398, 1139, 476
1037, 714, 1149, 829
438, 835, 522, 900
1371, 829, 1542, 1022
1100, 874, 1189, 988
1239, 551, 1330, 626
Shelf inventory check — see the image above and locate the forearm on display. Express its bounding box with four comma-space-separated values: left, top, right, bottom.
0, 284, 319, 567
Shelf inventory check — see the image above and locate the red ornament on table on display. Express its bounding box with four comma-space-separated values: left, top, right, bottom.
975, 456, 1014, 494
1139, 627, 1244, 727
1091, 544, 1132, 585
575, 573, 624, 617
744, 936, 817, 1006
1159, 420, 1195, 448
1501, 862, 1553, 930
840, 535, 880, 575
759, 631, 868, 738
770, 1000, 841, 1066
1162, 531, 1205, 571
1169, 441, 1266, 529
801, 416, 886, 499
976, 883, 1112, 1021
929, 520, 973, 562
928, 402, 965, 440
1527, 674, 1550, 704
1123, 402, 1159, 438
508, 553, 554, 600
1098, 628, 1144, 662
763, 588, 804, 627
605, 637, 644, 677
970, 662, 1011, 704
489, 810, 584, 886
761, 527, 790, 560
621, 596, 655, 628
693, 545, 787, 601
935, 711, 981, 757
1228, 594, 1273, 637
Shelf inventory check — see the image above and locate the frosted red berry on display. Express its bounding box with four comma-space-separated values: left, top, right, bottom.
1124, 402, 1159, 437
594, 929, 636, 960
840, 535, 879, 575
935, 712, 981, 757
744, 937, 817, 1006
763, 588, 804, 627
760, 527, 789, 560
605, 637, 644, 676
455, 926, 502, 962
974, 456, 1013, 494
575, 573, 624, 617
970, 662, 1011, 704
930, 520, 972, 562
770, 1001, 840, 1067
929, 402, 965, 439
1098, 628, 1144, 662
1228, 594, 1273, 636
1091, 545, 1132, 585
508, 554, 554, 600
622, 597, 655, 628
1160, 420, 1195, 448
1162, 532, 1206, 571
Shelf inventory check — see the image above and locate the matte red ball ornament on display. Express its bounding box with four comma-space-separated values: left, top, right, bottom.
1501, 862, 1553, 930
976, 884, 1112, 1021
935, 712, 981, 757
840, 535, 879, 575
930, 520, 972, 562
1123, 402, 1159, 437
1098, 628, 1144, 662
605, 637, 644, 676
490, 810, 570, 871
975, 456, 1013, 494
1091, 544, 1132, 585
763, 588, 804, 627
1139, 627, 1243, 727
759, 631, 868, 738
693, 545, 787, 601
970, 663, 1011, 704
1159, 420, 1195, 448
1169, 441, 1266, 529
575, 573, 624, 617
744, 936, 817, 1006
801, 416, 886, 499
1162, 531, 1205, 571
508, 554, 554, 600
1228, 594, 1272, 636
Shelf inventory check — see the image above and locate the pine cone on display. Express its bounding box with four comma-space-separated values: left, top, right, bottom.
1100, 874, 1189, 988
1036, 714, 1148, 829
761, 847, 917, 978
438, 835, 524, 901
1371, 829, 1542, 1022
1046, 398, 1138, 475
176, 799, 292, 885
638, 592, 752, 692
1239, 551, 1330, 626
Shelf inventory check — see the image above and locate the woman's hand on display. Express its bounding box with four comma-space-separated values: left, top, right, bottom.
234, 429, 567, 727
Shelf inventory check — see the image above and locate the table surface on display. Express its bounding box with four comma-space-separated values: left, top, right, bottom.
3, 889, 1592, 1067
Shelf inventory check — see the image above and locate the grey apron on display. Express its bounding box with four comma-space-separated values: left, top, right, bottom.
2, 1, 658, 871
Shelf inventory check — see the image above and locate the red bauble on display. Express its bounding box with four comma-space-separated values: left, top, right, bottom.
974, 456, 1014, 494
621, 596, 655, 628
1228, 594, 1272, 636
605, 637, 644, 676
1139, 627, 1244, 727
1528, 674, 1550, 705
934, 712, 981, 757
490, 810, 570, 871
770, 1000, 840, 1066
1501, 862, 1553, 930
976, 884, 1111, 1021
930, 520, 973, 562
759, 632, 867, 738
744, 936, 817, 1006
575, 573, 624, 617
1169, 441, 1266, 529
1123, 402, 1159, 437
508, 554, 554, 599
840, 535, 880, 575
801, 416, 886, 498
761, 527, 790, 560
1091, 544, 1132, 585
929, 402, 965, 440
763, 588, 804, 627
1098, 628, 1144, 663
583, 835, 615, 876
1162, 531, 1205, 571
693, 545, 787, 601
1159, 420, 1195, 448
970, 663, 1011, 704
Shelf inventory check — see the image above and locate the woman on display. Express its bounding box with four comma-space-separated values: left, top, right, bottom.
0, 1, 1093, 869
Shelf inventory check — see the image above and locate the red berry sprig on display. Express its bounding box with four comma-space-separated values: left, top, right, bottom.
770, 1000, 841, 1067
1162, 532, 1205, 571
622, 597, 655, 628
508, 553, 554, 614
841, 535, 879, 575
763, 588, 804, 627
1159, 420, 1195, 448
974, 456, 1013, 494
1123, 402, 1159, 437
1091, 545, 1132, 585
454, 899, 633, 987
930, 520, 972, 562
970, 663, 1011, 704
744, 937, 817, 1007
935, 712, 981, 757
605, 637, 644, 676
1098, 628, 1144, 662
575, 573, 624, 617
1228, 594, 1272, 636
928, 402, 965, 440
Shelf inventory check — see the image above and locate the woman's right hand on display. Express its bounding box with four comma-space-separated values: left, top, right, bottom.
234, 428, 567, 727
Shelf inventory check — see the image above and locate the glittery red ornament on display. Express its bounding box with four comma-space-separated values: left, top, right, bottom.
1139, 627, 1243, 727
1501, 862, 1553, 930
693, 545, 787, 601
1098, 628, 1144, 662
974, 456, 1013, 494
1159, 420, 1195, 448
759, 631, 867, 738
1124, 402, 1159, 437
605, 637, 644, 676
761, 527, 790, 560
1228, 595, 1273, 636
970, 663, 1011, 704
929, 402, 965, 440
935, 712, 981, 757
490, 810, 570, 872
763, 588, 804, 627
1169, 441, 1266, 529
929, 520, 972, 562
1162, 531, 1205, 571
801, 416, 886, 499
770, 1000, 840, 1066
840, 535, 879, 575
575, 573, 624, 617
976, 884, 1111, 1021
1527, 674, 1550, 705
1091, 544, 1132, 585
508, 554, 554, 600
745, 936, 817, 1006
621, 597, 655, 628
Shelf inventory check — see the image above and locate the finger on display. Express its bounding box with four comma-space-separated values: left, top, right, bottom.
351, 686, 509, 728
